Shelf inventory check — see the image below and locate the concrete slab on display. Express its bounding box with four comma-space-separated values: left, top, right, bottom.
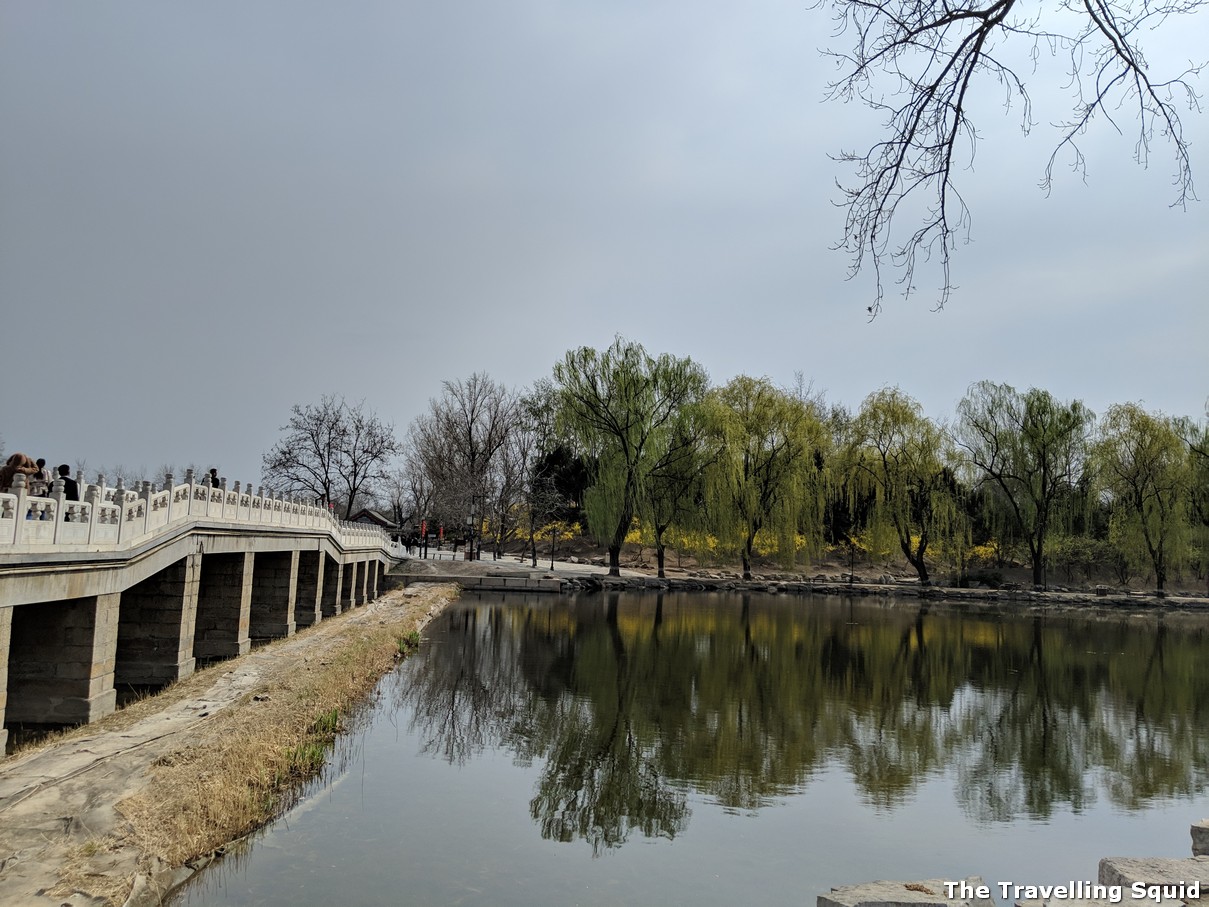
1192, 821, 1209, 858
1098, 856, 1209, 887
1098, 857, 1208, 904
819, 877, 996, 907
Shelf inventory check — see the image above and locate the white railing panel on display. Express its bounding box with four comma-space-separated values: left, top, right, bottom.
0, 493, 16, 544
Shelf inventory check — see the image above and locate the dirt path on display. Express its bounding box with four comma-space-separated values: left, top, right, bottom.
0, 582, 458, 907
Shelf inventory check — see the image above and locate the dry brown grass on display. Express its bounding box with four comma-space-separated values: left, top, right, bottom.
48, 838, 137, 905
117, 586, 457, 867
7, 583, 458, 906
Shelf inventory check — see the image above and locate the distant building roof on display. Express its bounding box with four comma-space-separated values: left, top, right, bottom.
349, 509, 397, 529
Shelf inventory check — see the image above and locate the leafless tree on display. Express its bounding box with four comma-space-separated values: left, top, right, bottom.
374, 452, 437, 531
823, 0, 1203, 314
262, 395, 400, 518
407, 373, 519, 531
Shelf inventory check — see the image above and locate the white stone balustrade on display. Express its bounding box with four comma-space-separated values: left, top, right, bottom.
0, 470, 402, 557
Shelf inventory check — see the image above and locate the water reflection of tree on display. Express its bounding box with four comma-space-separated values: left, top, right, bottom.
400, 593, 1209, 850
525, 593, 690, 854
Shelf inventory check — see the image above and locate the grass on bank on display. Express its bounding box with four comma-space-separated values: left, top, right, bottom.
116, 586, 456, 870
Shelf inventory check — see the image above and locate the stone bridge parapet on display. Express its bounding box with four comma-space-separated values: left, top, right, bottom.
0, 470, 408, 754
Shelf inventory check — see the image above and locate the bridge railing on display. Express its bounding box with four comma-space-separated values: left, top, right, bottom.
0, 470, 402, 556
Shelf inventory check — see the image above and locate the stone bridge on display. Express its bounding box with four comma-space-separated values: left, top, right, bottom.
0, 470, 406, 754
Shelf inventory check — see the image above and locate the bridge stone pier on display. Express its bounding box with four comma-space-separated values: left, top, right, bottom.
0, 470, 406, 754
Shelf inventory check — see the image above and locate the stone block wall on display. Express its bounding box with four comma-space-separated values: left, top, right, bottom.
249, 550, 298, 641
294, 550, 324, 628
0, 607, 11, 750
343, 560, 360, 609
194, 552, 253, 660
6, 594, 119, 725
115, 553, 199, 686
321, 556, 343, 618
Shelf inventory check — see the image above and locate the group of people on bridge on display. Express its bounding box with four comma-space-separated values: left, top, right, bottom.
0, 454, 79, 500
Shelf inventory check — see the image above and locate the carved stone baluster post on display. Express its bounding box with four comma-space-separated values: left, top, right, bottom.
140, 480, 153, 537
185, 468, 196, 518
163, 472, 175, 524
84, 483, 101, 545
113, 478, 129, 544
11, 473, 28, 545
202, 471, 213, 519
50, 477, 66, 543
220, 477, 229, 521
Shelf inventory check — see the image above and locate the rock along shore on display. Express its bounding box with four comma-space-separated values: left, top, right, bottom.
819, 821, 1209, 907
399, 555, 1209, 616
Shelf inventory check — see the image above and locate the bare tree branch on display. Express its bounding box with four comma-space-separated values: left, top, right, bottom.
823, 0, 1203, 314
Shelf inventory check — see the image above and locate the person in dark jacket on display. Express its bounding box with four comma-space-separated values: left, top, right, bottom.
57, 464, 80, 501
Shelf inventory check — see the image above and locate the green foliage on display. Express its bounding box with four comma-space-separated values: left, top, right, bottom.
957, 381, 1095, 588
701, 376, 829, 577
552, 337, 709, 575
398, 630, 422, 655
842, 387, 966, 583
1096, 404, 1191, 591
1046, 534, 1115, 583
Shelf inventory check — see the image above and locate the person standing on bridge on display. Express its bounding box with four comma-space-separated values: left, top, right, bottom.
57, 464, 79, 501
0, 453, 39, 492
30, 458, 52, 496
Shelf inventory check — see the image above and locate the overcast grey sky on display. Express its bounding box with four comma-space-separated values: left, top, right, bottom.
2, 1, 1206, 487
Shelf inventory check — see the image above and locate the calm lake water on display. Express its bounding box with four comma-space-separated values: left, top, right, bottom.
174, 592, 1209, 907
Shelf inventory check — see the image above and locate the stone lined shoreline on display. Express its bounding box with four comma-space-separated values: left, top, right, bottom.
820, 821, 1209, 907
402, 556, 1209, 615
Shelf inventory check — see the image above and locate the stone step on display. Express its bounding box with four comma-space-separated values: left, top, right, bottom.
1192, 821, 1209, 858
819, 877, 995, 907
1099, 856, 1209, 888
1097, 857, 1208, 905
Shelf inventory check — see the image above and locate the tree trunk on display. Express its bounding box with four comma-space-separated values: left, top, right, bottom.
1031, 527, 1047, 589
608, 545, 621, 577
898, 533, 929, 584
907, 554, 929, 585
656, 544, 666, 579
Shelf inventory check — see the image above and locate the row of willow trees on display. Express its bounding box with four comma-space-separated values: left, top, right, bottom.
397, 338, 1208, 591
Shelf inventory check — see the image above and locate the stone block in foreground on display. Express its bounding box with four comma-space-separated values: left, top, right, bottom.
1098, 856, 1209, 887
1192, 821, 1209, 858
819, 877, 996, 907
1015, 899, 1134, 907
1098, 856, 1209, 895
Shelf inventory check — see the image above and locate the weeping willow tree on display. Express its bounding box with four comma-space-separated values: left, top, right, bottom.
1184, 409, 1209, 590
702, 376, 828, 580
553, 338, 709, 577
957, 382, 1095, 589
844, 388, 965, 584
1096, 404, 1192, 593
641, 403, 716, 579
